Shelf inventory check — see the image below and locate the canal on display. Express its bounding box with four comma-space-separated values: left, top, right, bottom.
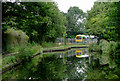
2, 48, 120, 80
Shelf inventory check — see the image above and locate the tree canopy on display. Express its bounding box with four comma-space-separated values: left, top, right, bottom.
66, 6, 87, 38
2, 2, 67, 44
86, 2, 120, 41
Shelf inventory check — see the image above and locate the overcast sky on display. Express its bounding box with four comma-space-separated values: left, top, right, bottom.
54, 0, 97, 13
5, 0, 96, 13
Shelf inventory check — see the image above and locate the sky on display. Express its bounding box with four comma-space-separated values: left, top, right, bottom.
5, 0, 96, 13
54, 0, 97, 13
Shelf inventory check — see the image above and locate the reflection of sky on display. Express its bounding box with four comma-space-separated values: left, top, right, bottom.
75, 61, 88, 80
77, 55, 89, 58
77, 67, 84, 73
40, 49, 90, 79
43, 49, 90, 80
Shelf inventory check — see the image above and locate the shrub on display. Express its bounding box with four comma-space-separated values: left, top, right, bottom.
3, 28, 29, 53
109, 42, 120, 64
5, 28, 29, 46
99, 39, 110, 54
42, 42, 56, 47
90, 39, 120, 66
109, 41, 117, 55
5, 45, 19, 53
18, 43, 42, 62
89, 43, 101, 52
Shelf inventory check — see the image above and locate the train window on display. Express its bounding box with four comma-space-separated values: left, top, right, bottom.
76, 52, 82, 55
77, 52, 79, 55
79, 52, 81, 55
77, 36, 81, 39
83, 37, 85, 39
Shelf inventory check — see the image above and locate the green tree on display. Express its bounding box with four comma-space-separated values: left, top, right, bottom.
86, 2, 120, 42
2, 2, 67, 47
66, 7, 87, 38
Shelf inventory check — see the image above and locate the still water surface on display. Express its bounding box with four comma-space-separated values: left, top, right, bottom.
2, 48, 120, 80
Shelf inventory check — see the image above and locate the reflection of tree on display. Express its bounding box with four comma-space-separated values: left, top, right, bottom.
30, 55, 68, 80
3, 55, 68, 80
85, 52, 120, 79
3, 49, 90, 80
66, 57, 89, 80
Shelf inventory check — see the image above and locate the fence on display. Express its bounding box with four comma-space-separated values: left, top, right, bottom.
56, 38, 97, 44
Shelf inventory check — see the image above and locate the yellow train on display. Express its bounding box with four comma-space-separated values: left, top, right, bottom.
75, 35, 86, 43
75, 35, 95, 43
75, 50, 83, 58
75, 50, 89, 58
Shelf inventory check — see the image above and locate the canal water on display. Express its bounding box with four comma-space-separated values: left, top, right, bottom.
2, 48, 120, 80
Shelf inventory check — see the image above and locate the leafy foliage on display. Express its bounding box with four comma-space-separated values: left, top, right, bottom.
3, 28, 29, 53
66, 7, 87, 37
86, 2, 120, 79
5, 28, 29, 45
18, 42, 41, 61
2, 2, 67, 49
86, 2, 120, 41
41, 41, 56, 47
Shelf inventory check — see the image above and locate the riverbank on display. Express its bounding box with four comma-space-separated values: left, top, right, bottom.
3, 43, 89, 56
1, 43, 89, 74
43, 43, 88, 50
43, 45, 88, 53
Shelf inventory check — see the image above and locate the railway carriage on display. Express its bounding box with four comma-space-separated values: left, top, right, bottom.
75, 35, 87, 43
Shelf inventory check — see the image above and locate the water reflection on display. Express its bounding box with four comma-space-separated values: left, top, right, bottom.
75, 50, 89, 58
3, 48, 90, 80
56, 49, 89, 58
3, 48, 120, 80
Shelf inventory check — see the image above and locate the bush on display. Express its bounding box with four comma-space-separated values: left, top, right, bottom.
5, 45, 19, 53
109, 42, 120, 64
109, 41, 117, 55
18, 43, 42, 62
90, 39, 120, 65
42, 42, 56, 47
89, 43, 101, 52
99, 39, 110, 54
3, 28, 29, 53
5, 28, 29, 46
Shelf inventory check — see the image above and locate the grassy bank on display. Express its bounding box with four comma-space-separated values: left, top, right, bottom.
43, 43, 88, 50
2, 42, 88, 69
2, 43, 42, 69
3, 42, 88, 54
